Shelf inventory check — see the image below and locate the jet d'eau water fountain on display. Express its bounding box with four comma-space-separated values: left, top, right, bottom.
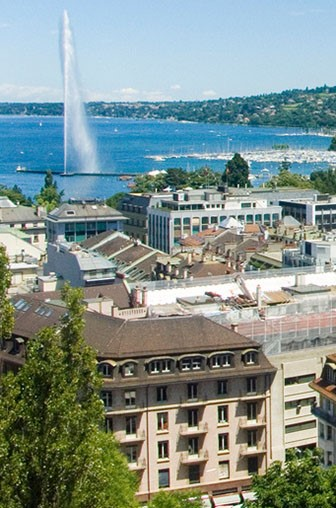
60, 10, 99, 175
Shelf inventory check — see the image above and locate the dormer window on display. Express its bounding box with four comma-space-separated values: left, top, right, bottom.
123, 361, 137, 377
146, 357, 174, 375
97, 360, 115, 378
209, 352, 234, 369
242, 349, 258, 366
179, 355, 205, 371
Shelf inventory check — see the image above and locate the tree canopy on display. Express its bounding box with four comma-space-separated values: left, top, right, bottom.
265, 160, 313, 189
0, 245, 14, 341
0, 285, 138, 508
148, 490, 203, 508
222, 153, 251, 188
35, 170, 63, 212
245, 449, 336, 508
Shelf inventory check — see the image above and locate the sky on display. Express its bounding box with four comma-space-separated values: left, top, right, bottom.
0, 0, 336, 103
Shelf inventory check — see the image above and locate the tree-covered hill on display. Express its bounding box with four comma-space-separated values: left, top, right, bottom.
3, 84, 336, 128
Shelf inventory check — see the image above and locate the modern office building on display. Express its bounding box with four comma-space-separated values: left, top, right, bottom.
147, 189, 281, 254
280, 194, 336, 230
46, 199, 126, 244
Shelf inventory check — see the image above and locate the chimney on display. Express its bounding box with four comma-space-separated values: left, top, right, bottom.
231, 323, 238, 333
142, 287, 148, 307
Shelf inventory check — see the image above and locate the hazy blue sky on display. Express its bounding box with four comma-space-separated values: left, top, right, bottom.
0, 0, 335, 102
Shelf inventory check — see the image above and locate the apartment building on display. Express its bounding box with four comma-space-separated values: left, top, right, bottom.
310, 354, 336, 467
11, 296, 275, 501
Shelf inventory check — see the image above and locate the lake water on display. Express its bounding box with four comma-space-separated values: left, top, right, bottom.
0, 115, 332, 200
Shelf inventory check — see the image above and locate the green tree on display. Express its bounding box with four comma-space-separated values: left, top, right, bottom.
310, 167, 336, 194
0, 184, 32, 206
222, 153, 251, 188
106, 192, 127, 210
266, 161, 313, 189
148, 490, 203, 508
35, 170, 63, 212
0, 245, 14, 341
0, 285, 138, 508
328, 136, 336, 151
245, 449, 336, 508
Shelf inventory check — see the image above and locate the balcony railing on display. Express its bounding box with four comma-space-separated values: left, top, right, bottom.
115, 429, 146, 443
312, 406, 336, 426
180, 449, 209, 464
179, 422, 208, 435
239, 416, 266, 428
128, 458, 146, 470
240, 442, 266, 456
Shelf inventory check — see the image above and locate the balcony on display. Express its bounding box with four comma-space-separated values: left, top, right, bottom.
179, 422, 208, 435
180, 449, 209, 464
115, 429, 146, 443
239, 391, 265, 401
239, 416, 266, 428
312, 406, 336, 426
240, 442, 266, 456
128, 458, 146, 471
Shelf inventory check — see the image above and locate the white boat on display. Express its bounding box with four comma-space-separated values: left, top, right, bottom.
16, 165, 27, 172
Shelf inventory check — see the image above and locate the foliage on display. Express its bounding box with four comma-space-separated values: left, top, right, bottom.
3, 85, 336, 128
245, 448, 336, 508
148, 490, 203, 508
105, 192, 127, 210
222, 153, 251, 188
328, 136, 336, 151
0, 284, 138, 508
266, 161, 313, 189
0, 245, 14, 341
35, 169, 63, 212
130, 166, 220, 193
310, 167, 336, 194
0, 183, 32, 206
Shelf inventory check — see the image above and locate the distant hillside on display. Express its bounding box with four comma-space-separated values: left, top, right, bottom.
2, 85, 336, 128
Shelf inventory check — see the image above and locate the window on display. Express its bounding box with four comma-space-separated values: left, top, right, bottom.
285, 420, 316, 434
149, 359, 172, 374
211, 353, 233, 369
217, 380, 228, 395
319, 422, 325, 439
123, 362, 136, 377
247, 402, 257, 421
243, 351, 258, 365
181, 356, 203, 371
247, 430, 257, 448
98, 362, 113, 377
246, 377, 257, 394
158, 469, 170, 488
218, 433, 229, 452
125, 445, 137, 463
101, 391, 113, 410
158, 441, 169, 460
285, 374, 315, 385
218, 461, 229, 479
285, 397, 316, 410
189, 465, 200, 484
248, 456, 258, 475
126, 415, 137, 435
188, 409, 198, 427
157, 386, 168, 403
218, 405, 228, 424
188, 437, 199, 455
105, 418, 113, 432
326, 451, 333, 467
327, 425, 333, 440
157, 412, 168, 431
125, 390, 136, 408
187, 383, 198, 400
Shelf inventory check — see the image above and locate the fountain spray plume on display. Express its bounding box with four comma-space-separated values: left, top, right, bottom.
60, 10, 99, 175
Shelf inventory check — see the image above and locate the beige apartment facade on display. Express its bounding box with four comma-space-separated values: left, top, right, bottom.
95, 316, 276, 501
